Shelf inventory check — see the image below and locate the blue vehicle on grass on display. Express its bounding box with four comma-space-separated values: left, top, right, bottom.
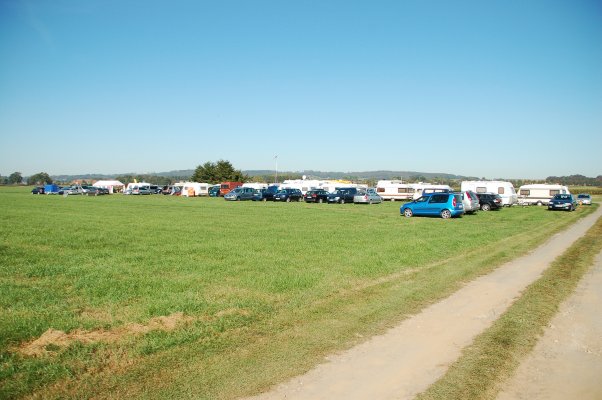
400, 192, 464, 219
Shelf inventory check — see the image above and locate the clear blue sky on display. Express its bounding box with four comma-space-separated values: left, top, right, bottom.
1, 0, 601, 179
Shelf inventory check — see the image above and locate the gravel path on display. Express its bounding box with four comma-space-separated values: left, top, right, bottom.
496, 249, 602, 400
244, 206, 602, 400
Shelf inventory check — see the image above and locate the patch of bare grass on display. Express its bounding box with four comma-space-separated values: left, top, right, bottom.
17, 312, 194, 357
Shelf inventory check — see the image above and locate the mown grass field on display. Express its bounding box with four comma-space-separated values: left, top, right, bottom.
0, 186, 596, 399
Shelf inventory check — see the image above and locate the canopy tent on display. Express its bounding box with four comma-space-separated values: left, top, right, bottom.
92, 180, 125, 194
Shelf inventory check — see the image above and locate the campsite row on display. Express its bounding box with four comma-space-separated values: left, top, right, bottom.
38, 179, 579, 207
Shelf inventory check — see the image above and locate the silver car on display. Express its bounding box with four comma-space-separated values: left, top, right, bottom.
577, 193, 592, 205
353, 188, 383, 204
457, 190, 480, 214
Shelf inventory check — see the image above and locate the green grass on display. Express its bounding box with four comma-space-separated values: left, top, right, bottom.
0, 186, 596, 399
416, 208, 602, 400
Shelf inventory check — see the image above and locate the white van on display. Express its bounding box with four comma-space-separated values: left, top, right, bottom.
517, 184, 570, 206
181, 182, 209, 197
460, 181, 517, 206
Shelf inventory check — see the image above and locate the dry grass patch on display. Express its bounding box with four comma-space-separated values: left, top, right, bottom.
17, 312, 194, 357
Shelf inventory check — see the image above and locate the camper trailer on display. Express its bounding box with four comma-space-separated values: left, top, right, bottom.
411, 184, 453, 200
376, 180, 421, 201
242, 182, 268, 190
376, 181, 452, 201
460, 181, 517, 206
181, 182, 210, 197
281, 179, 364, 195
517, 184, 571, 206
219, 182, 243, 196
124, 182, 151, 195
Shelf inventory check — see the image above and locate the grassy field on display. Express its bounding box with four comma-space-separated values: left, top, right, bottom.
0, 186, 596, 399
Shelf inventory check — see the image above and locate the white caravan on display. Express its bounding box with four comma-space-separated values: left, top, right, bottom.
411, 184, 453, 200
281, 179, 363, 194
517, 184, 570, 206
242, 182, 268, 190
181, 182, 209, 197
124, 182, 151, 194
460, 181, 518, 206
375, 180, 440, 201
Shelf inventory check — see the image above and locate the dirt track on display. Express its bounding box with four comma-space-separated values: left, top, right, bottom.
245, 206, 602, 400
496, 250, 602, 400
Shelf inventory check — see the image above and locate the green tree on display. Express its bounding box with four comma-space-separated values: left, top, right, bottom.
191, 160, 246, 183
8, 172, 23, 184
27, 172, 53, 185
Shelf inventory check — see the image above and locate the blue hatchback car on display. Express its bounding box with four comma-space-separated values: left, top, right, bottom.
400, 192, 464, 219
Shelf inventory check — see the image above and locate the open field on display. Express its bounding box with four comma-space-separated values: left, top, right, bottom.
0, 186, 597, 399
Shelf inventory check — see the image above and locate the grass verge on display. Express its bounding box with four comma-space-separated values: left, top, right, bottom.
416, 212, 602, 400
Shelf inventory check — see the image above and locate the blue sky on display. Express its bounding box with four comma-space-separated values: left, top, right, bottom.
1, 0, 601, 179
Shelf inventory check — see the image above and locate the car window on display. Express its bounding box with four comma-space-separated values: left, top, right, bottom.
429, 194, 448, 204
415, 196, 428, 203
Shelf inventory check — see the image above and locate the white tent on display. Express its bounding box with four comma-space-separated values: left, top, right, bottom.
93, 180, 125, 194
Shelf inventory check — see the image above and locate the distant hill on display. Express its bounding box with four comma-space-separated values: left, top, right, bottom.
50, 169, 470, 182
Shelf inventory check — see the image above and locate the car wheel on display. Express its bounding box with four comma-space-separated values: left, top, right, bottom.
262, 197, 267, 202
403, 208, 413, 218
318, 198, 323, 204
440, 209, 452, 219
481, 203, 491, 211
286, 197, 291, 203
340, 199, 345, 204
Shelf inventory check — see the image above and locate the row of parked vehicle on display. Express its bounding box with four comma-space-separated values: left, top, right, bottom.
223, 185, 385, 204
400, 191, 588, 219
31, 185, 110, 196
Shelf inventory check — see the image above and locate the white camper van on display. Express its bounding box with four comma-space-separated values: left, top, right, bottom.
181, 182, 209, 197
517, 184, 570, 206
460, 181, 517, 206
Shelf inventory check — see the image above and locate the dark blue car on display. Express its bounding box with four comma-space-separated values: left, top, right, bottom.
273, 188, 303, 202
252, 185, 280, 201
400, 192, 464, 219
548, 194, 577, 211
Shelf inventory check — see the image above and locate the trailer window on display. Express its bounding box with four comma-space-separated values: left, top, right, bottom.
520, 189, 530, 196
398, 188, 408, 193
498, 187, 505, 194
377, 187, 384, 192
476, 187, 487, 193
